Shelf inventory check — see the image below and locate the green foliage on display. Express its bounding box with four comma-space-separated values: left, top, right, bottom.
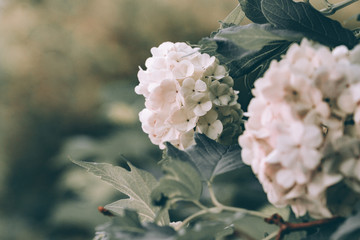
71, 159, 169, 225
214, 23, 302, 51
94, 210, 176, 240
165, 134, 243, 182
331, 206, 360, 240
177, 221, 233, 240
151, 159, 202, 208
261, 0, 358, 48
239, 0, 268, 24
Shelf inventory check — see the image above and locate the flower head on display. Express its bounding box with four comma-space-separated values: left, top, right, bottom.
136, 42, 242, 149
240, 39, 360, 218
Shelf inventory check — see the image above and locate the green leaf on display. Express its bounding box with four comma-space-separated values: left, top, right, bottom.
175, 211, 274, 240
71, 159, 169, 225
221, 4, 245, 27
219, 41, 290, 76
151, 159, 202, 207
239, 0, 268, 24
95, 210, 176, 240
177, 221, 232, 240
214, 23, 302, 51
232, 214, 279, 239
165, 133, 243, 181
261, 0, 358, 48
94, 210, 144, 240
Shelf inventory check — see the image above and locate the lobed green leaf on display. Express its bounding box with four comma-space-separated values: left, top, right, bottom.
71, 159, 169, 225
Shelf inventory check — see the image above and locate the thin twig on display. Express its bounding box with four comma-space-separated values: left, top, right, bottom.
192, 200, 208, 210
264, 213, 344, 240
320, 0, 359, 15
174, 208, 211, 231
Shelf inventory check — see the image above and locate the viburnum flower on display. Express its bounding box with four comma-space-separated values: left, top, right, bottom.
239, 39, 360, 218
136, 42, 242, 149
197, 110, 223, 139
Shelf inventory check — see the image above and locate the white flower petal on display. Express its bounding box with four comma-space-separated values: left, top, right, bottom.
276, 169, 295, 189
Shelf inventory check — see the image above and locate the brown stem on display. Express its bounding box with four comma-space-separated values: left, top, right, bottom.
264, 213, 344, 240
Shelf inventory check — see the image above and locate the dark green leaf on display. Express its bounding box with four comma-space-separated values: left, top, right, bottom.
71, 159, 169, 225
331, 206, 360, 240
219, 41, 290, 77
213, 167, 268, 210
261, 0, 358, 48
151, 159, 202, 207
300, 219, 344, 240
165, 133, 243, 181
239, 0, 268, 24
95, 210, 176, 240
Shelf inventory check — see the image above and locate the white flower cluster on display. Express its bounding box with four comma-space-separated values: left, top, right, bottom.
136, 42, 242, 149
239, 39, 360, 218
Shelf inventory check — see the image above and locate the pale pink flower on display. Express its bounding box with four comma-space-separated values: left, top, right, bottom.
197, 110, 223, 139
180, 78, 207, 97
169, 108, 198, 132
240, 39, 360, 218
172, 60, 195, 80
185, 93, 212, 117
179, 129, 196, 149
137, 41, 242, 149
145, 79, 180, 111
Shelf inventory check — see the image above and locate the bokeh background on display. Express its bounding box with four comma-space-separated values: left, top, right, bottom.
1, 0, 358, 239
0, 0, 238, 239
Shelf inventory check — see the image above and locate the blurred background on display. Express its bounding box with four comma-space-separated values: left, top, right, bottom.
0, 0, 238, 239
